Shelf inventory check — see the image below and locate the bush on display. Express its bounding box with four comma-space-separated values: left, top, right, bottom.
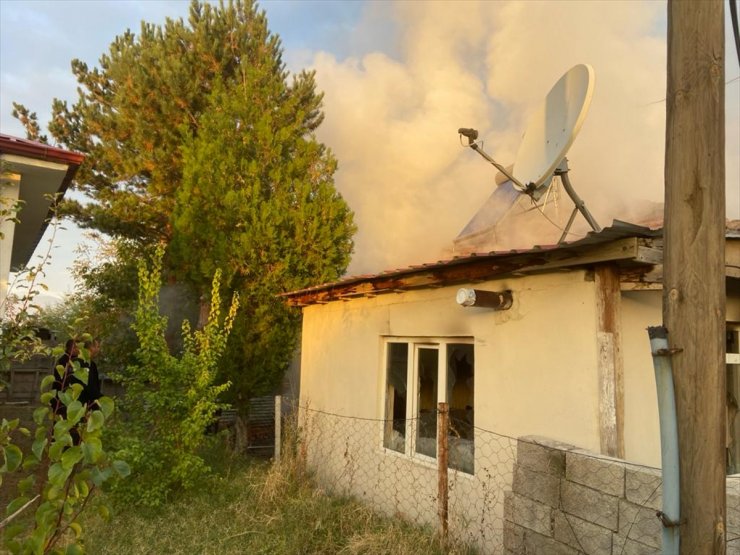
108, 246, 238, 506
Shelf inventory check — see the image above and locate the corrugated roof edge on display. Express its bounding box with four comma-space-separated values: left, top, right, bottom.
282, 220, 663, 301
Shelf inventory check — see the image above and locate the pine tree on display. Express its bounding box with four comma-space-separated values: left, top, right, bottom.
15, 0, 355, 426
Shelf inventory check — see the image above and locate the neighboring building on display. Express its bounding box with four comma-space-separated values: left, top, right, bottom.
282, 221, 740, 552
0, 134, 84, 306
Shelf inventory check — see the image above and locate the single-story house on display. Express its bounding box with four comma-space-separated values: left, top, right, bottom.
0, 134, 84, 307
282, 220, 740, 552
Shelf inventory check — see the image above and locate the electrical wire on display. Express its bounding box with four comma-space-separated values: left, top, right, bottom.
528, 180, 583, 239
645, 76, 740, 106
731, 0, 740, 65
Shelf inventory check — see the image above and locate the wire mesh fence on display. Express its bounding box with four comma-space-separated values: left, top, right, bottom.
275, 401, 740, 554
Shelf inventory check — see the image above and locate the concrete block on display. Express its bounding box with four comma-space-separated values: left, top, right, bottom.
618, 499, 661, 550
503, 521, 525, 553
727, 487, 740, 542
517, 436, 574, 476
625, 464, 662, 511
553, 510, 612, 554
512, 464, 561, 507
520, 528, 580, 555
566, 450, 625, 498
726, 482, 740, 553
561, 480, 619, 531
728, 536, 740, 555
504, 491, 552, 537
612, 533, 661, 555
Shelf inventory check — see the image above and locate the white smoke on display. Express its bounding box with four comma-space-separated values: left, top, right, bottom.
307, 0, 733, 274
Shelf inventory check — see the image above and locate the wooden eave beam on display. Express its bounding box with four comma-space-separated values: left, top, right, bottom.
284, 237, 660, 307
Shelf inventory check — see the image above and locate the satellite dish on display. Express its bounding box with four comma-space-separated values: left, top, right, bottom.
514, 64, 594, 191
458, 64, 600, 241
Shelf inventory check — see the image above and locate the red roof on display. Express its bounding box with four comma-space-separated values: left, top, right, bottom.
0, 134, 84, 166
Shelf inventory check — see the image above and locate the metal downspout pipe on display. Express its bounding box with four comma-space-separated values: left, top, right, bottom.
648, 325, 680, 555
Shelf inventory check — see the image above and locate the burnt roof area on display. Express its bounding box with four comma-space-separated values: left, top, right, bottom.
283, 221, 669, 307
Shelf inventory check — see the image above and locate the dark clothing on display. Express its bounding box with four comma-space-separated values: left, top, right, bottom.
51, 354, 102, 415
78, 360, 101, 406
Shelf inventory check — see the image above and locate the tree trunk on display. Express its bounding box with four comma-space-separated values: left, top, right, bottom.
664, 1, 726, 553
234, 413, 249, 454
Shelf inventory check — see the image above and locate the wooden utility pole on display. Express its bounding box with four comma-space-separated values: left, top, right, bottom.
664, 1, 726, 553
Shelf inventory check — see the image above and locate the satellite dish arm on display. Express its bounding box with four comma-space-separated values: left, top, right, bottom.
555, 160, 601, 233
459, 128, 529, 191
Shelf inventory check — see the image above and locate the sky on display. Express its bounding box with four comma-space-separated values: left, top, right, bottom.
1, 0, 739, 303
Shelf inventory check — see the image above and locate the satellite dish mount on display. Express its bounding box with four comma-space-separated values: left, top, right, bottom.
459, 64, 601, 242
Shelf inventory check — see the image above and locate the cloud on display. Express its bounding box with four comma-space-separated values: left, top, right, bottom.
308, 0, 678, 275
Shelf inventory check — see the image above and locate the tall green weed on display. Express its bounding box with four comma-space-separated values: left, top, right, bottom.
108, 246, 238, 506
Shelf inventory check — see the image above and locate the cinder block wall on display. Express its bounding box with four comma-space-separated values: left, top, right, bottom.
504, 436, 740, 555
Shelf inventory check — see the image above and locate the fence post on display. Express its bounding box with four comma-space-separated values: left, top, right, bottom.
274, 395, 282, 464
437, 401, 449, 543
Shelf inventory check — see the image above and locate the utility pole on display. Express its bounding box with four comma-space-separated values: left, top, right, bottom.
664, 1, 726, 553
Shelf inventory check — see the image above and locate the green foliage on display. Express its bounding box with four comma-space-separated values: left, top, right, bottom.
2, 304, 123, 554
0, 171, 123, 555
1, 375, 126, 554
10, 102, 48, 144
171, 73, 354, 400
16, 0, 355, 411
109, 247, 238, 507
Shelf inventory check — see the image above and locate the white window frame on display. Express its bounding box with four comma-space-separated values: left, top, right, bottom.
381, 336, 475, 470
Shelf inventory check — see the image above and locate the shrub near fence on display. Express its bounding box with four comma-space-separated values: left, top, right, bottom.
286, 401, 740, 555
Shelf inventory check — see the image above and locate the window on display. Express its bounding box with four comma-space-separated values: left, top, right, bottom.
727, 324, 740, 474
383, 338, 475, 474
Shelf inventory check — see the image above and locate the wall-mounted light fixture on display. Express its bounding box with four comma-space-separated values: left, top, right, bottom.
456, 288, 513, 310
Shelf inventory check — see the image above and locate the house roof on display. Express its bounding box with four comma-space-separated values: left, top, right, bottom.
283, 221, 666, 307
0, 134, 84, 269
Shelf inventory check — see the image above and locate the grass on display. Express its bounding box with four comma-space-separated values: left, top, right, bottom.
76, 441, 475, 555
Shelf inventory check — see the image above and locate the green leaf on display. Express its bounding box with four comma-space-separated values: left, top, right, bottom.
2, 444, 22, 472
65, 542, 84, 555
40, 391, 56, 405
90, 467, 112, 487
112, 459, 131, 478
3, 523, 24, 541
98, 397, 114, 418
61, 446, 83, 470
98, 504, 111, 521
53, 419, 72, 439
48, 438, 68, 461
66, 401, 86, 425
40, 374, 55, 391
17, 475, 35, 495
81, 438, 103, 464
32, 437, 47, 461
69, 521, 83, 539
86, 411, 104, 433
47, 485, 62, 500
48, 462, 73, 487
33, 406, 50, 424
74, 475, 89, 497
69, 383, 84, 399
5, 495, 29, 516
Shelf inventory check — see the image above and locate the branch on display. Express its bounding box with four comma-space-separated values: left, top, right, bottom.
0, 494, 40, 530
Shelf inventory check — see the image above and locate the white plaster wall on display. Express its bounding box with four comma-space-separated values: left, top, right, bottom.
621, 290, 662, 467
300, 269, 602, 451
298, 269, 604, 553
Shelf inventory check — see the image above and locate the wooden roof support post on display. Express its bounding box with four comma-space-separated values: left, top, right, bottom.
664, 1, 726, 553
595, 264, 624, 458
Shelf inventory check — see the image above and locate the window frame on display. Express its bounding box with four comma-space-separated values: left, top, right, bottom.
381, 336, 475, 472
